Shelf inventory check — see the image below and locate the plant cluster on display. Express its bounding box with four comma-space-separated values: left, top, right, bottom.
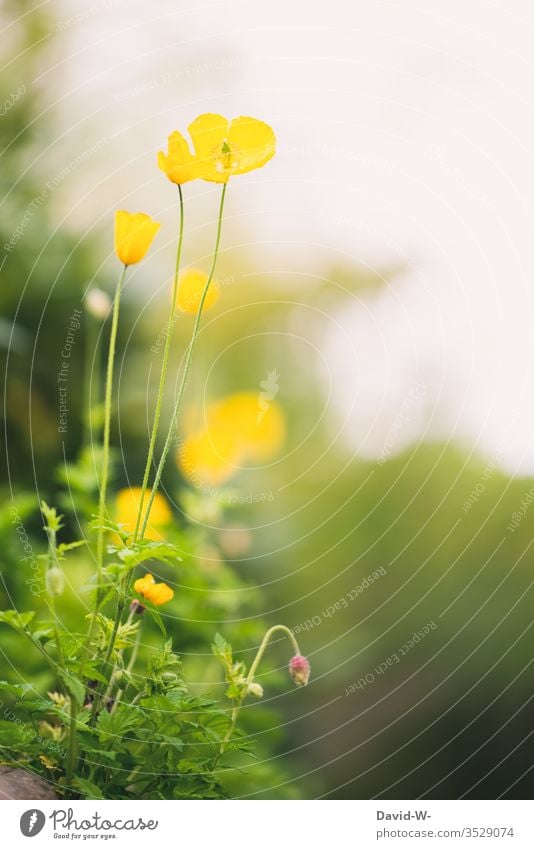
0, 114, 309, 799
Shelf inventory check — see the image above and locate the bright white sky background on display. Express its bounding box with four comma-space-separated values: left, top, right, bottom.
41, 0, 534, 474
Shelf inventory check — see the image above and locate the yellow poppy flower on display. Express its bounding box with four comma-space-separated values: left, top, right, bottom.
211, 393, 285, 461
115, 486, 171, 541
114, 211, 160, 265
134, 573, 174, 606
176, 267, 219, 314
157, 130, 203, 185
177, 392, 285, 486
188, 113, 276, 183
180, 425, 241, 487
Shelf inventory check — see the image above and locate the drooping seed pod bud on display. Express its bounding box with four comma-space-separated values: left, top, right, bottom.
247, 682, 264, 699
46, 566, 64, 597
129, 599, 145, 615
288, 655, 310, 687
84, 287, 112, 320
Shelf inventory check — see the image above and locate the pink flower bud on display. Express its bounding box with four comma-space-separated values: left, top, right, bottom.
289, 654, 310, 687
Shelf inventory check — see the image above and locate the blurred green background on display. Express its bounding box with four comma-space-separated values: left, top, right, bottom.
1, 0, 533, 800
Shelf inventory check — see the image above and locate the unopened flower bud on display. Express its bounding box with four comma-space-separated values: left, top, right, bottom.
46, 566, 64, 597
161, 672, 178, 683
289, 654, 310, 687
247, 682, 264, 699
85, 287, 111, 320
129, 599, 145, 615
113, 670, 128, 689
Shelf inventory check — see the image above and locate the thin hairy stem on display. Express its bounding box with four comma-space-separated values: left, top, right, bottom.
133, 186, 184, 542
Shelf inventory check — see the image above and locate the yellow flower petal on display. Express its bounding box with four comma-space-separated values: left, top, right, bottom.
146, 582, 174, 606
179, 427, 242, 487
157, 130, 202, 185
212, 393, 285, 460
227, 116, 276, 175
134, 573, 155, 595
114, 211, 160, 266
188, 113, 275, 183
177, 392, 285, 486
188, 113, 229, 162
115, 487, 171, 541
177, 268, 219, 314
134, 573, 174, 606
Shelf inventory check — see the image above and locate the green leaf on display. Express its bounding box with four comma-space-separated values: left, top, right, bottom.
57, 539, 87, 556
145, 604, 167, 639
97, 706, 143, 741
74, 777, 105, 800
118, 541, 183, 570
40, 501, 64, 533
0, 610, 35, 632
59, 672, 85, 705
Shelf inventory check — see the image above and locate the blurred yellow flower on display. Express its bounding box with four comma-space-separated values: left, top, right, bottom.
157, 130, 202, 185
188, 113, 276, 183
178, 392, 285, 487
176, 267, 220, 314
134, 573, 174, 606
212, 393, 285, 461
114, 211, 160, 266
115, 486, 171, 541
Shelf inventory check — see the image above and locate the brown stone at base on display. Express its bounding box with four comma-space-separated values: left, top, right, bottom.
0, 766, 57, 800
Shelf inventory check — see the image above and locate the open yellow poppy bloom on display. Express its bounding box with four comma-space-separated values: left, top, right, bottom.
211, 393, 285, 461
176, 268, 219, 314
114, 211, 160, 265
178, 392, 285, 487
115, 486, 171, 541
157, 130, 203, 185
188, 114, 276, 183
134, 573, 174, 606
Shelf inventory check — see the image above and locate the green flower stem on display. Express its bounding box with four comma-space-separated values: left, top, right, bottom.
139, 182, 227, 539
44, 527, 65, 670
217, 625, 300, 761
65, 692, 78, 788
20, 622, 55, 669
110, 622, 142, 715
89, 575, 128, 724
79, 265, 127, 694
43, 524, 78, 787
95, 263, 127, 609
102, 608, 137, 707
82, 311, 98, 449
133, 185, 184, 543
97, 184, 227, 703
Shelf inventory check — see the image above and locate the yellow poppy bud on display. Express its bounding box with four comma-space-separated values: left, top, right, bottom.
176, 268, 219, 314
114, 210, 160, 266
157, 131, 202, 185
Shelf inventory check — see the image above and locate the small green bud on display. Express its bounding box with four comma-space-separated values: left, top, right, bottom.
247, 682, 264, 699
46, 566, 64, 597
161, 672, 178, 683
113, 670, 129, 689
